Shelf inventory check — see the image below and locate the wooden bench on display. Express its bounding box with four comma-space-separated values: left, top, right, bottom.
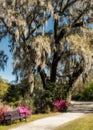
4, 110, 27, 125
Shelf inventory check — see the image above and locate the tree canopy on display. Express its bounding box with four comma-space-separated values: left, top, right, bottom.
0, 0, 93, 95
0, 51, 8, 71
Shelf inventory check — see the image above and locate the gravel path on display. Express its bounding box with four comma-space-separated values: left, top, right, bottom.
9, 101, 93, 130
9, 112, 84, 130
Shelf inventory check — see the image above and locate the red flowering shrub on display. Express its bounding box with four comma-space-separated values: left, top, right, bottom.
0, 104, 11, 123
53, 100, 68, 112
16, 106, 32, 117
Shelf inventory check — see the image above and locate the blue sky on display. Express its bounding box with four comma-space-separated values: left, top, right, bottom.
0, 37, 16, 82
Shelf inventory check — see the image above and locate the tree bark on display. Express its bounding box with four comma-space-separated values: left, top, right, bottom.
68, 66, 84, 91
50, 19, 59, 83
50, 52, 61, 82
38, 66, 48, 90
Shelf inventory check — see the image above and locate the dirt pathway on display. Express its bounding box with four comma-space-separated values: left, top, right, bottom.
68, 101, 93, 113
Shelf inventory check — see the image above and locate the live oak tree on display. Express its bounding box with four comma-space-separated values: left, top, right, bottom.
0, 0, 93, 97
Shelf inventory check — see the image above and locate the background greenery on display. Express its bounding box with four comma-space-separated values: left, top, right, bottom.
72, 81, 93, 101
1, 75, 93, 113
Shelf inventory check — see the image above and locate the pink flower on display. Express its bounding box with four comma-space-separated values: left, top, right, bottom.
16, 106, 32, 117
53, 100, 68, 112
0, 105, 11, 123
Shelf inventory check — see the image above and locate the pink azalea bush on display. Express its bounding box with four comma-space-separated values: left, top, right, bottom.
53, 100, 68, 112
0, 104, 11, 123
16, 105, 32, 117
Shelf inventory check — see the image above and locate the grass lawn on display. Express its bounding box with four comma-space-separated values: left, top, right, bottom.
55, 113, 93, 130
0, 112, 59, 130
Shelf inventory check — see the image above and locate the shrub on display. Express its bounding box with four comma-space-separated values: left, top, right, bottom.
16, 105, 32, 117
33, 82, 69, 113
0, 104, 11, 123
53, 100, 68, 112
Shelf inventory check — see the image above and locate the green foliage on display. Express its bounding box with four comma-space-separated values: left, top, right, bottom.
72, 81, 93, 101
3, 78, 32, 107
0, 77, 9, 100
3, 84, 22, 107
33, 82, 69, 113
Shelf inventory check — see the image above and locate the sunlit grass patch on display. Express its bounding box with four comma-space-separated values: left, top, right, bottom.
55, 113, 93, 130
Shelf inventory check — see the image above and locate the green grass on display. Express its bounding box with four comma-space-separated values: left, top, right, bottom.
55, 113, 93, 130
0, 112, 59, 130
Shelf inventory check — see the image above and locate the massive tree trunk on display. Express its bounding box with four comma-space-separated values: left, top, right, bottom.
50, 19, 59, 83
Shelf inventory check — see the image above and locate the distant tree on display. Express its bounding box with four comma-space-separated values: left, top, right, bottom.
3, 84, 22, 106
0, 77, 9, 100
0, 0, 93, 96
